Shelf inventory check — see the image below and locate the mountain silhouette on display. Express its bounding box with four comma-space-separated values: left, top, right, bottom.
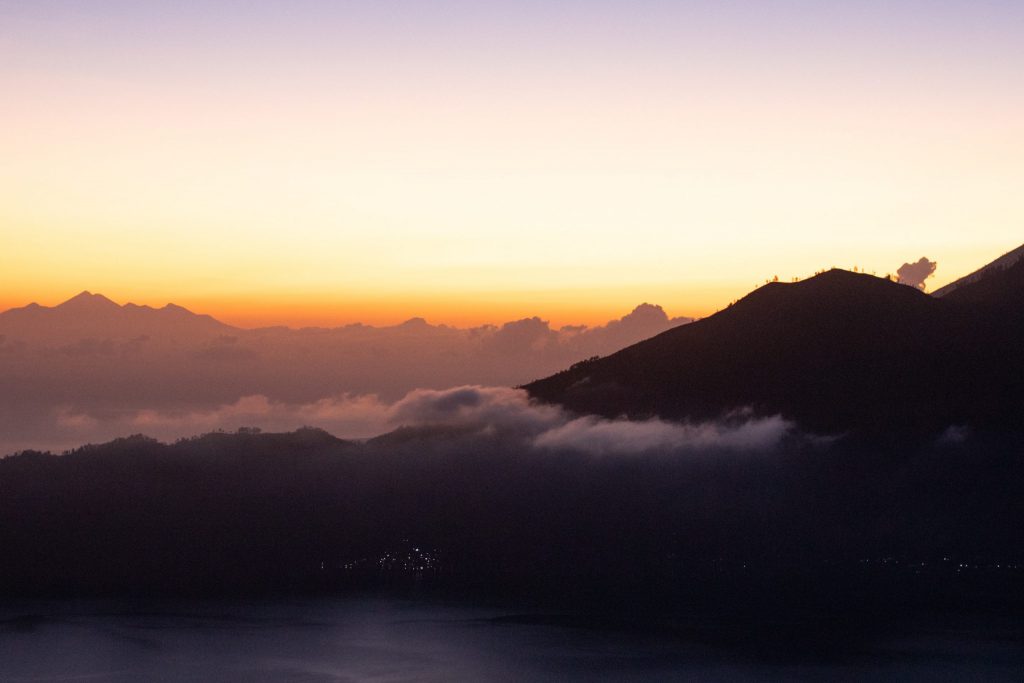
937, 246, 1024, 317
2, 265, 1023, 611
526, 259, 1024, 438
0, 291, 235, 342
932, 243, 1024, 299
55, 290, 121, 312
2, 423, 1021, 605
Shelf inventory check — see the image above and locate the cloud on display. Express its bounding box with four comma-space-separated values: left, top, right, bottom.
534, 413, 792, 454
37, 386, 794, 456
0, 302, 691, 417
388, 386, 563, 434
129, 393, 394, 438
897, 257, 938, 291
55, 410, 99, 430
482, 317, 559, 355
937, 425, 970, 445
389, 387, 791, 453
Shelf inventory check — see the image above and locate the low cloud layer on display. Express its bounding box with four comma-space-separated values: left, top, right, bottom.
36, 386, 793, 457
897, 257, 938, 291
535, 412, 792, 455
0, 301, 692, 455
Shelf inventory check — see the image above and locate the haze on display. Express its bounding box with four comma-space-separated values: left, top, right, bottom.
0, 292, 689, 454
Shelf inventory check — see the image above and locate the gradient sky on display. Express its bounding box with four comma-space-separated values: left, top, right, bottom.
2, 0, 1022, 327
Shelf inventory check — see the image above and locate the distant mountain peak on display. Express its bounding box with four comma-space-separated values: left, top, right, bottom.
56, 291, 120, 311
0, 291, 235, 340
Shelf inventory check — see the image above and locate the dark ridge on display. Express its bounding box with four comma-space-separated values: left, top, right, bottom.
525, 268, 1023, 438
1, 426, 1022, 610
932, 243, 1024, 298
941, 250, 1024, 313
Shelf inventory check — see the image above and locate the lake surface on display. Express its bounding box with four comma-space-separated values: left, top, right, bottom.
1, 597, 1020, 681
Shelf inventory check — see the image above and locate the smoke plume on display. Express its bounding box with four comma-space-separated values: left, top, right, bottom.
897, 257, 937, 291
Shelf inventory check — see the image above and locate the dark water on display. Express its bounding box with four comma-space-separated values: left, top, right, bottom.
1, 597, 1020, 681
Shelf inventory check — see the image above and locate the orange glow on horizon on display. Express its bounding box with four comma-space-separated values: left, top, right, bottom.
2, 3, 1021, 326
0, 244, 1011, 331
0, 285, 741, 330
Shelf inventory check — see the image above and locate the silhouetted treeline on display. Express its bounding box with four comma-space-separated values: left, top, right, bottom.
1, 426, 1022, 614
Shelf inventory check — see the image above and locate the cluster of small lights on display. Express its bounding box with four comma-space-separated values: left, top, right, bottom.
857, 557, 1022, 572
326, 543, 441, 576
378, 547, 438, 574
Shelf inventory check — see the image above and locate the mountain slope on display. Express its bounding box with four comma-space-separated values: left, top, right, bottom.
932, 243, 1024, 299
938, 250, 1024, 319
2, 426, 1022, 600
526, 269, 1023, 437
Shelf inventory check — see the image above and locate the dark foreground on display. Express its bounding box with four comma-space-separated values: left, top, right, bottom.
2, 595, 1022, 682
3, 427, 1023, 598
2, 425, 1022, 679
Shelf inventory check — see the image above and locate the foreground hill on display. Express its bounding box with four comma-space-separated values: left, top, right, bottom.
939, 246, 1024, 315
1, 427, 1021, 608
526, 267, 1024, 437
932, 243, 1024, 299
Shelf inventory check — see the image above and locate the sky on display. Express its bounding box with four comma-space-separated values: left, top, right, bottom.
2, 0, 1022, 327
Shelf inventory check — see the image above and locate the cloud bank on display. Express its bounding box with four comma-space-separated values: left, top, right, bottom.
0, 301, 692, 455
38, 386, 793, 457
